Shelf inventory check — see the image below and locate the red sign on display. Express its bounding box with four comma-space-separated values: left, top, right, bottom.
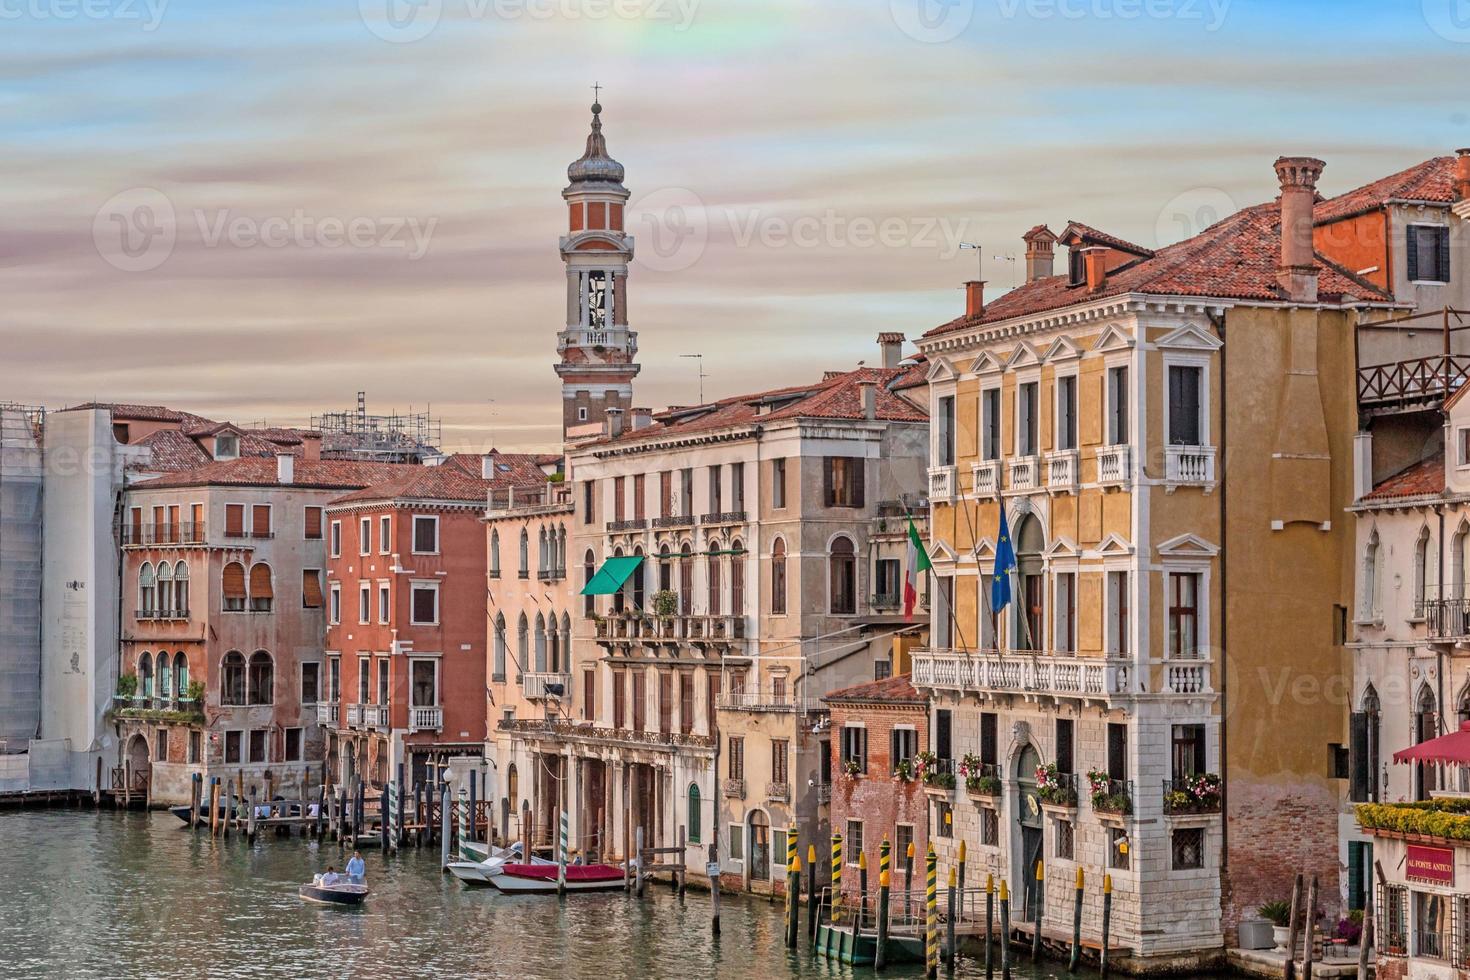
1407, 844, 1455, 886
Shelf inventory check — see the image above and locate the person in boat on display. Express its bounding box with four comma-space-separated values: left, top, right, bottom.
346, 851, 366, 884
320, 866, 340, 886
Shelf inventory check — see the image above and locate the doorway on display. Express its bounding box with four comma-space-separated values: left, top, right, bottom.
749, 810, 770, 882
1016, 744, 1044, 922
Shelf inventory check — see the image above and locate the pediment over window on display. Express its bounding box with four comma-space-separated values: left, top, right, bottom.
1097, 533, 1134, 556
1042, 337, 1082, 363
970, 351, 1005, 376
926, 358, 958, 382
1154, 324, 1222, 352
1156, 532, 1220, 558
1004, 341, 1042, 371
1092, 323, 1135, 353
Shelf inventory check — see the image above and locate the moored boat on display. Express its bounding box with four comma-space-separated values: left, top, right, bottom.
487, 862, 626, 894
298, 880, 369, 906
447, 849, 552, 887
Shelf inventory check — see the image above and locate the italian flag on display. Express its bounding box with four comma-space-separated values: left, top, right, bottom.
904, 517, 932, 622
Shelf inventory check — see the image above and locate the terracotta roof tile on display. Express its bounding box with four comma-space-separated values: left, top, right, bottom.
133, 457, 415, 491
1314, 157, 1457, 224
329, 452, 546, 506
1058, 220, 1154, 257
1362, 453, 1445, 502
822, 673, 924, 705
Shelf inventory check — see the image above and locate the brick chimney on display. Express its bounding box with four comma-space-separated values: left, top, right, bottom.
858, 380, 878, 420
1455, 148, 1470, 202
605, 406, 625, 438
301, 432, 322, 462
965, 280, 985, 317
877, 332, 905, 369
1082, 247, 1108, 293
1022, 225, 1057, 282
1274, 155, 1326, 303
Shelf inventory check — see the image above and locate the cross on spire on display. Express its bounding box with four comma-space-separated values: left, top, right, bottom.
591, 81, 601, 103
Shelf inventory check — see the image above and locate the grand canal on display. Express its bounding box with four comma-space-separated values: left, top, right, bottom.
0, 810, 1126, 979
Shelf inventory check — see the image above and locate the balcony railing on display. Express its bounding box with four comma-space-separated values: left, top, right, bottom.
135, 608, 191, 621
928, 465, 956, 503
971, 460, 1000, 498
498, 717, 716, 750
409, 706, 442, 732
1164, 660, 1212, 694
347, 703, 389, 729
122, 522, 206, 546
870, 591, 901, 611
523, 672, 572, 700
1045, 449, 1078, 492
717, 691, 813, 712
1427, 597, 1470, 640
766, 781, 791, 803
723, 778, 746, 799
112, 694, 202, 717
607, 518, 647, 532
701, 511, 748, 526
1096, 444, 1131, 486
317, 702, 339, 726
1090, 777, 1133, 816
1162, 776, 1222, 814
598, 613, 749, 645
1165, 445, 1216, 488
651, 514, 695, 529
911, 648, 1137, 701
1008, 456, 1039, 492
536, 567, 568, 581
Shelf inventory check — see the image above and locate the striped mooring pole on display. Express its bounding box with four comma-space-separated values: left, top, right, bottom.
946, 866, 957, 970
1101, 874, 1113, 979
1070, 866, 1084, 972
786, 854, 802, 949
879, 836, 891, 888
875, 868, 891, 972
904, 841, 915, 921
831, 833, 844, 923
925, 844, 939, 979
999, 879, 1012, 980
856, 851, 869, 943
557, 808, 569, 896
985, 873, 995, 980
1031, 859, 1044, 962
807, 845, 819, 943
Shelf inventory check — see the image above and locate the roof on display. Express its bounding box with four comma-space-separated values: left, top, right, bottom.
1314, 156, 1457, 224
924, 200, 1395, 339
1362, 453, 1445, 502
132, 457, 415, 492
1058, 221, 1154, 257
329, 452, 546, 506
62, 402, 191, 423
822, 673, 925, 706
589, 366, 928, 448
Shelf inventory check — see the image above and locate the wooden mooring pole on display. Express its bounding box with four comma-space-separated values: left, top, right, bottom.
1032, 860, 1043, 962
985, 873, 995, 980
709, 841, 721, 937
1285, 873, 1305, 980
946, 866, 957, 969
999, 879, 1012, 980
1100, 874, 1112, 980
875, 868, 891, 972
924, 845, 938, 980
1070, 866, 1084, 972
1303, 875, 1319, 980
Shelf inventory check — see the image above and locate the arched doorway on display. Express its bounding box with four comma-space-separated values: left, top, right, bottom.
1015, 744, 1044, 922
1014, 514, 1045, 652
1416, 684, 1439, 800
748, 809, 771, 882
125, 733, 150, 801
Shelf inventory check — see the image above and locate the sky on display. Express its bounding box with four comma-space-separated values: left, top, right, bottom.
2, 0, 1467, 452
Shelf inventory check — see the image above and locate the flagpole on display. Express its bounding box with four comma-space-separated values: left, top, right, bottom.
914, 506, 970, 653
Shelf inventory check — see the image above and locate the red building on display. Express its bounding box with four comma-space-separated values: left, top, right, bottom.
823, 674, 931, 898
322, 453, 548, 791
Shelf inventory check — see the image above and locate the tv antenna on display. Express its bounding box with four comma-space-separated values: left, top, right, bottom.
680, 354, 708, 404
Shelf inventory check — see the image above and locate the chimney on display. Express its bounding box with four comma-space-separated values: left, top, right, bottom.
877, 332, 905, 369
301, 432, 322, 462
1455, 148, 1470, 202
858, 380, 878, 420
1274, 155, 1326, 303
605, 406, 625, 438
965, 280, 986, 318
631, 407, 654, 431
1022, 225, 1057, 282
276, 453, 294, 485
1082, 247, 1108, 293
481, 453, 497, 479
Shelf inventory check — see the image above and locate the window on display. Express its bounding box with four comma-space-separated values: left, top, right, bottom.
1363, 530, 1383, 621
577, 406, 588, 421
1107, 722, 1128, 781
1414, 527, 1433, 617
1379, 885, 1408, 956
1017, 381, 1038, 455
1108, 827, 1130, 870
1351, 688, 1382, 803
583, 549, 596, 617
582, 668, 595, 722
357, 659, 370, 706
304, 506, 323, 540
707, 465, 722, 514
248, 729, 267, 764
377, 658, 389, 705
1407, 223, 1451, 283
519, 529, 530, 578
982, 387, 1002, 460
772, 458, 788, 509
633, 473, 646, 521
247, 651, 274, 705
658, 672, 673, 734
1056, 718, 1074, 774
1056, 819, 1075, 860
301, 662, 320, 705
845, 820, 864, 866
329, 583, 341, 625
980, 807, 999, 846
824, 457, 865, 508
222, 562, 246, 612
1415, 892, 1449, 959
728, 824, 744, 862
155, 729, 168, 762
632, 669, 646, 731
829, 536, 856, 614
875, 558, 900, 605
188, 731, 201, 764
1172, 724, 1206, 781
302, 569, 323, 609
1167, 364, 1203, 445
934, 800, 953, 838
1069, 247, 1086, 286
411, 583, 439, 625
980, 712, 997, 766
225, 503, 246, 539
1167, 572, 1201, 658
215, 434, 238, 459
679, 672, 694, 734
412, 515, 439, 554
772, 739, 789, 787
938, 395, 956, 466
731, 462, 745, 512
582, 480, 594, 524
410, 659, 437, 707
221, 651, 247, 706
874, 659, 892, 681
679, 468, 694, 518
378, 582, 391, 623
251, 505, 271, 539
613, 476, 625, 522
771, 540, 787, 615
1107, 365, 1129, 445
1056, 374, 1077, 451
688, 784, 702, 844
891, 727, 918, 767
613, 667, 626, 729
378, 515, 391, 554
284, 727, 303, 763
1054, 571, 1076, 653
894, 824, 914, 865
329, 520, 342, 557
359, 582, 371, 624
728, 736, 745, 780
224, 730, 241, 764
248, 563, 273, 612
841, 724, 867, 774
138, 563, 157, 617
489, 530, 501, 578
934, 708, 953, 763
328, 656, 340, 703
359, 517, 371, 555
1107, 570, 1129, 654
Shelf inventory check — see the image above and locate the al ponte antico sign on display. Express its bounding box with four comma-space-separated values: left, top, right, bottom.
1406, 844, 1456, 887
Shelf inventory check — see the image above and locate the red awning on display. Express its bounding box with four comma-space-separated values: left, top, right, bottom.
1393, 721, 1470, 765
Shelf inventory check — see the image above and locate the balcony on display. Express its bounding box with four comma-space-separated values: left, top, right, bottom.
408, 706, 442, 732
317, 702, 339, 726
869, 591, 901, 612
971, 460, 1000, 498
1096, 444, 1131, 487
1045, 449, 1078, 492
558, 326, 635, 352
723, 778, 746, 799
928, 465, 956, 503
110, 695, 203, 720
1165, 445, 1216, 489
1162, 775, 1221, 815
766, 781, 791, 803
1008, 456, 1039, 492
345, 703, 389, 729
1163, 660, 1212, 695
650, 514, 695, 530
536, 567, 568, 581
911, 648, 1137, 703
498, 717, 716, 752
134, 608, 191, 621
122, 522, 206, 547
1089, 777, 1133, 816
717, 691, 813, 712
523, 672, 572, 701
607, 518, 647, 533
701, 511, 748, 526
1427, 597, 1470, 641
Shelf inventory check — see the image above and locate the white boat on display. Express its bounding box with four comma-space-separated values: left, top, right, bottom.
486, 862, 627, 894
447, 846, 554, 887
457, 839, 494, 863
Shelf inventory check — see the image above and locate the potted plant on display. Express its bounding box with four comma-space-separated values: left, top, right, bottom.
1087, 769, 1132, 815
1258, 900, 1292, 950
1035, 763, 1077, 807
960, 753, 1000, 796
893, 758, 917, 783
842, 759, 863, 779
653, 589, 678, 619
116, 674, 138, 699
184, 680, 205, 703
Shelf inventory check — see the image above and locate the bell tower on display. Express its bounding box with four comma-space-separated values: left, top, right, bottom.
556, 95, 639, 438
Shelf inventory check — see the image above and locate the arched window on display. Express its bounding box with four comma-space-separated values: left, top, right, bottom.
519, 529, 530, 578
707, 539, 722, 616
1414, 526, 1433, 617
658, 544, 672, 593
534, 613, 548, 673
493, 613, 507, 681
612, 547, 626, 614
829, 536, 856, 614
137, 651, 154, 698
156, 562, 174, 616
1362, 530, 1382, 621
1361, 685, 1381, 803
249, 563, 274, 612
139, 562, 156, 616
489, 530, 501, 578
556, 526, 567, 575
247, 651, 274, 705
771, 539, 787, 615
156, 650, 171, 699
1454, 525, 1469, 601
688, 783, 702, 844
583, 549, 596, 617
730, 538, 745, 617
517, 613, 529, 672
539, 528, 548, 574
679, 542, 693, 615
223, 561, 247, 612
560, 613, 572, 674
1415, 684, 1440, 799
632, 546, 646, 612
507, 764, 519, 810
221, 651, 247, 705
174, 561, 189, 615
174, 652, 190, 699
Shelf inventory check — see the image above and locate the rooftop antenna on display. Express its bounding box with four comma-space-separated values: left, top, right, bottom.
995, 251, 1018, 288
959, 241, 983, 281
680, 353, 708, 404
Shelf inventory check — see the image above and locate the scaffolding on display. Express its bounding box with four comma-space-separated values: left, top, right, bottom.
310, 391, 442, 463
0, 402, 44, 751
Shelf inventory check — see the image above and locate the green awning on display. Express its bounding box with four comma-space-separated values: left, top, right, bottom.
580, 555, 644, 596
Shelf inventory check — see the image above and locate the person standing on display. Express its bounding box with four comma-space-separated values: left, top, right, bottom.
346, 851, 366, 885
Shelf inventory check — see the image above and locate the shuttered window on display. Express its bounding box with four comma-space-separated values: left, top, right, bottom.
249, 564, 274, 611
251, 505, 272, 538
304, 506, 323, 540
823, 457, 866, 508
1407, 223, 1452, 283
302, 569, 323, 608
1167, 365, 1203, 445
225, 504, 245, 538
223, 562, 247, 611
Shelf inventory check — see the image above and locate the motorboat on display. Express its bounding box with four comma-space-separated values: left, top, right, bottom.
447, 845, 554, 887
486, 862, 626, 894
298, 878, 369, 906
457, 839, 494, 863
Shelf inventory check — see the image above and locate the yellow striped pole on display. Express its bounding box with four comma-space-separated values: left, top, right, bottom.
786, 854, 801, 948
1069, 866, 1084, 972
1101, 873, 1113, 979
958, 838, 967, 893
831, 833, 843, 923
880, 835, 891, 881
859, 851, 870, 931
787, 827, 798, 871
985, 873, 995, 979
1000, 879, 1012, 980
876, 868, 892, 971
905, 840, 915, 920
807, 844, 819, 942
947, 866, 957, 970
925, 844, 939, 978
1032, 859, 1044, 961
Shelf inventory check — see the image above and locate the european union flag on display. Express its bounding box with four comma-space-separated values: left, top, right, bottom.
991, 506, 1017, 614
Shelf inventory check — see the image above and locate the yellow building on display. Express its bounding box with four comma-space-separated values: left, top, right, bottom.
910, 157, 1397, 964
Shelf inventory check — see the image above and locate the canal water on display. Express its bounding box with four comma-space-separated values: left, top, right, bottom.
0, 811, 1130, 980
